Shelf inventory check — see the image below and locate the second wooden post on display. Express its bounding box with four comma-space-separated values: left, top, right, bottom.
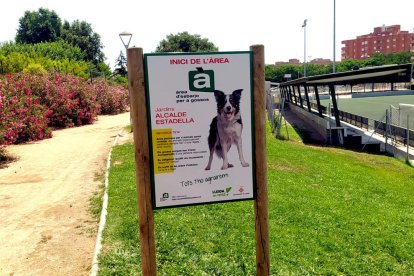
251, 44, 270, 275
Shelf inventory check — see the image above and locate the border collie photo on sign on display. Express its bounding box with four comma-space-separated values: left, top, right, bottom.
205, 89, 250, 170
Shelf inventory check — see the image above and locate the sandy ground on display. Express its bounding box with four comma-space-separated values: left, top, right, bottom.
0, 112, 130, 276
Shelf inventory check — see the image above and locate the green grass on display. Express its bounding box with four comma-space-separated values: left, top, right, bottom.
320, 95, 414, 128
98, 123, 414, 275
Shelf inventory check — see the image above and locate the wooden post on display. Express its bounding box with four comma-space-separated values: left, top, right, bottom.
127, 47, 157, 276
250, 44, 270, 276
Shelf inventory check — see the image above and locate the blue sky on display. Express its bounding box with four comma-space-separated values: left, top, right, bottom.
1, 0, 413, 69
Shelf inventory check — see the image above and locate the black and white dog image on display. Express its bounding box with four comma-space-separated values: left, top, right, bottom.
205, 89, 250, 170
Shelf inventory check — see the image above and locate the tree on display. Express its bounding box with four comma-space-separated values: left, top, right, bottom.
0, 41, 85, 61
16, 8, 62, 44
335, 59, 363, 72
113, 51, 127, 76
155, 32, 218, 53
382, 52, 413, 64
61, 20, 105, 65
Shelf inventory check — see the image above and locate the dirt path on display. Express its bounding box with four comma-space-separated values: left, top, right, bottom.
0, 112, 130, 276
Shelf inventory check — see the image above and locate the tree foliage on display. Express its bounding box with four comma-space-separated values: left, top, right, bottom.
113, 51, 127, 77
0, 41, 111, 78
155, 32, 218, 53
0, 41, 85, 61
61, 20, 105, 65
266, 51, 414, 83
16, 8, 62, 44
14, 9, 107, 74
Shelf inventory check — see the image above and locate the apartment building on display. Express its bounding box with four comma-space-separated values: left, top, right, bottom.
341, 25, 414, 60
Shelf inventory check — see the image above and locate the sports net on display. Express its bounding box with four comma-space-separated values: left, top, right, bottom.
390, 104, 414, 129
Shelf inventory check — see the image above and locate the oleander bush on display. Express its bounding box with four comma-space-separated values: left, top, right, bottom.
0, 73, 52, 145
93, 79, 129, 115
26, 73, 100, 128
0, 72, 129, 146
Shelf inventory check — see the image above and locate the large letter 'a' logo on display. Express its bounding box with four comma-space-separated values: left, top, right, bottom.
188, 67, 215, 92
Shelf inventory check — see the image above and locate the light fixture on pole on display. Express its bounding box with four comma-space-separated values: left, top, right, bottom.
302, 19, 307, 77
119, 31, 133, 131
333, 0, 336, 73
119, 31, 132, 50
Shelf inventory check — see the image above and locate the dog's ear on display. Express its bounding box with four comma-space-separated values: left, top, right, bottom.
232, 89, 243, 101
214, 90, 225, 102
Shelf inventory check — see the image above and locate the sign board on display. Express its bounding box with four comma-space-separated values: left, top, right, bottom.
144, 52, 255, 208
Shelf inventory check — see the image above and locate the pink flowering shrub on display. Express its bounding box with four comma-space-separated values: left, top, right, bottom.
0, 74, 51, 145
93, 79, 129, 115
27, 73, 100, 128
1, 72, 129, 146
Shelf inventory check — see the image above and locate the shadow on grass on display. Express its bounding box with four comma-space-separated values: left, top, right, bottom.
290, 124, 321, 144
274, 122, 324, 146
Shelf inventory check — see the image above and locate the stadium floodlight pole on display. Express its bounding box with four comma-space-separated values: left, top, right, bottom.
302, 19, 307, 77
333, 0, 336, 73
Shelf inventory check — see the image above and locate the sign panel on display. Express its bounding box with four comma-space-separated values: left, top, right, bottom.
144, 52, 255, 208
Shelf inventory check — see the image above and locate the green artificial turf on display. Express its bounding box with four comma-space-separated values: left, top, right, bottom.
321, 95, 414, 128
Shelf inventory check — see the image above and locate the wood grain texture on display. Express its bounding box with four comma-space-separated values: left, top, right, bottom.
127, 47, 157, 276
250, 44, 270, 275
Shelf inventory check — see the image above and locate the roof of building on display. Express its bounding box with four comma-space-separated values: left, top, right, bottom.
279, 63, 413, 86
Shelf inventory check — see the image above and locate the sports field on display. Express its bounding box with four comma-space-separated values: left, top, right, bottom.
320, 94, 414, 128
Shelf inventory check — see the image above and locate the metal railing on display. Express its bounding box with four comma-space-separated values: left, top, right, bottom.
287, 95, 414, 147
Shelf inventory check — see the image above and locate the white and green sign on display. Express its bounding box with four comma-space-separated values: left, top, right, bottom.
144, 52, 255, 208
